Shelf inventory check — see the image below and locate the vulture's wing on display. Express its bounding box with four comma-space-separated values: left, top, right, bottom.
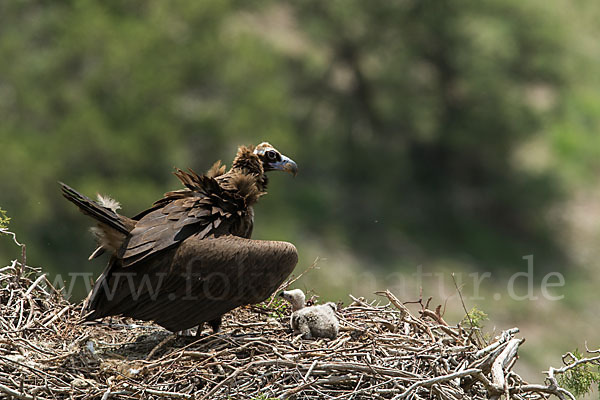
84, 235, 298, 332
121, 170, 255, 267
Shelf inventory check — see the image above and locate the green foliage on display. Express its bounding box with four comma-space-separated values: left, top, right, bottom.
0, 208, 9, 231
257, 295, 290, 319
460, 307, 488, 329
557, 350, 600, 398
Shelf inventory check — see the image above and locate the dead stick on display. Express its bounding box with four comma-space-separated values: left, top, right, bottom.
491, 338, 524, 388
394, 368, 481, 399
24, 274, 46, 296
511, 384, 572, 400
0, 383, 48, 400
475, 328, 519, 358
143, 388, 192, 399
41, 305, 71, 327
375, 290, 435, 341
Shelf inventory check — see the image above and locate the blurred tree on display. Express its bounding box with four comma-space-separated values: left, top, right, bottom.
0, 0, 592, 285
284, 0, 569, 270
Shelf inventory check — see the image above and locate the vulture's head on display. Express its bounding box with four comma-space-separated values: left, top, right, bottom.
253, 142, 298, 177
279, 288, 306, 311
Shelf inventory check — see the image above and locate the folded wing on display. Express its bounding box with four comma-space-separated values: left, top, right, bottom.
83, 235, 298, 332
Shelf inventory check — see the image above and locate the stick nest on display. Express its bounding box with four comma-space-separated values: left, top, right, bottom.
0, 261, 576, 400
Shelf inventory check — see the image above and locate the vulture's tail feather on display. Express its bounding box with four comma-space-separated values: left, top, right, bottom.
59, 182, 129, 235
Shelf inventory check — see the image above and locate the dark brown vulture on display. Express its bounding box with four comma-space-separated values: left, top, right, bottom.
60, 142, 298, 333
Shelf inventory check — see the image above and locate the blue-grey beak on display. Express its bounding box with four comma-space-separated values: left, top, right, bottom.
270, 155, 298, 177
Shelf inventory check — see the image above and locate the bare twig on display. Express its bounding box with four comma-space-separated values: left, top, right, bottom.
1, 229, 26, 272
491, 338, 524, 388
395, 368, 482, 399
0, 383, 47, 400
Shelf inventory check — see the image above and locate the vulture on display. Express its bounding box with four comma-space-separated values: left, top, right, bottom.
279, 289, 339, 340
60, 142, 298, 333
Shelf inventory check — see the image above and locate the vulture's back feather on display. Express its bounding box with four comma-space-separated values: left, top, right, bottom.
120, 168, 258, 267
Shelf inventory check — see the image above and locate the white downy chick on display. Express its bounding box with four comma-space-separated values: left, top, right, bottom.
279, 289, 339, 340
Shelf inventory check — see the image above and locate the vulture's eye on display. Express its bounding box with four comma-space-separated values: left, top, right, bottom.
266, 150, 277, 160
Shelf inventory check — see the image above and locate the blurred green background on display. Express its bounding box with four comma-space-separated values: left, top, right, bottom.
1, 0, 600, 384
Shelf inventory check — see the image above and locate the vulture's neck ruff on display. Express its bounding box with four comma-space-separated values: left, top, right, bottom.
230, 145, 269, 193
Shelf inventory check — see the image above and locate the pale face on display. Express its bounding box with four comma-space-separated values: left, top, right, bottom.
280, 289, 306, 310
254, 142, 298, 176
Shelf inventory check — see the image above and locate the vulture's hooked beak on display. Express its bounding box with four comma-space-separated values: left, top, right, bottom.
270, 155, 298, 177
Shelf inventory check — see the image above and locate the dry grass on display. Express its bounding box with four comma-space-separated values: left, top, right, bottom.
0, 258, 584, 400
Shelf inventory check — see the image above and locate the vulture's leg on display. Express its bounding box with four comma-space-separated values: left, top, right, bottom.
208, 317, 222, 333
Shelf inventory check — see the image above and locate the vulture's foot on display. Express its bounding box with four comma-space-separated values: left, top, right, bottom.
192, 317, 223, 338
